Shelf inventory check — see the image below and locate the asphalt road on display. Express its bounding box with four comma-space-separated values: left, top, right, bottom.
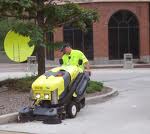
0, 68, 150, 134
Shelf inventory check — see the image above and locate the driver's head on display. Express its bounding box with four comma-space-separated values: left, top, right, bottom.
60, 43, 72, 55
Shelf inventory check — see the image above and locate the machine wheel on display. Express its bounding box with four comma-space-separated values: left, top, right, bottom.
18, 107, 34, 123
67, 101, 78, 118
18, 113, 31, 123
17, 114, 23, 122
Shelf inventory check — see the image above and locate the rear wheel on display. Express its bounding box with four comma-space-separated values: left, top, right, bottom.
67, 102, 78, 118
18, 113, 33, 123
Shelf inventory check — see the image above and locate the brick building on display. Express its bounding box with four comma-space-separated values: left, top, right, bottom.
1, 0, 150, 64
50, 0, 150, 64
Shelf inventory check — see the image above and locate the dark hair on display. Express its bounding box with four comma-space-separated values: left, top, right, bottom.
64, 42, 71, 47
60, 43, 71, 52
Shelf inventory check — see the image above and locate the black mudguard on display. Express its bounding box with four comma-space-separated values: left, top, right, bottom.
59, 72, 90, 105
75, 72, 90, 97
59, 73, 83, 105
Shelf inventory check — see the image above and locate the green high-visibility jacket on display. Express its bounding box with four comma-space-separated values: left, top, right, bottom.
62, 49, 88, 71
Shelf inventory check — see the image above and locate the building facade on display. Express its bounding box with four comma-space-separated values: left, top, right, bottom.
1, 0, 150, 64
52, 1, 150, 64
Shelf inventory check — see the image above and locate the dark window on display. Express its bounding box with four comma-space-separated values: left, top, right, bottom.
108, 10, 139, 59
63, 25, 94, 60
46, 32, 54, 60
0, 33, 4, 51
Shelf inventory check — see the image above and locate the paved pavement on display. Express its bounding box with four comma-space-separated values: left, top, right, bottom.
0, 64, 32, 81
0, 64, 27, 72
0, 72, 32, 82
0, 68, 150, 134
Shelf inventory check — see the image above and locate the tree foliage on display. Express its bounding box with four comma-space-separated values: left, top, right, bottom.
0, 0, 99, 75
0, 0, 99, 46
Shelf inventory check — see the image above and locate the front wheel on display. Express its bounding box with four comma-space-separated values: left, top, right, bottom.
66, 102, 78, 118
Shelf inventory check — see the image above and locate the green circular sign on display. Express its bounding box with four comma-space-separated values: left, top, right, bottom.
4, 31, 35, 62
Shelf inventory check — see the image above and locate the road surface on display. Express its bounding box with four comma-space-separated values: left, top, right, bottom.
0, 68, 150, 134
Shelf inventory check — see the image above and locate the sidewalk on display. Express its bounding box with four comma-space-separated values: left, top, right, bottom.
1, 68, 150, 134
0, 72, 32, 81
46, 63, 150, 70
0, 62, 150, 81
1, 62, 150, 72
0, 64, 32, 81
0, 63, 28, 72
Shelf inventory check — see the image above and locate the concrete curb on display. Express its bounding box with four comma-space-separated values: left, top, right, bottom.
0, 112, 18, 125
86, 88, 119, 105
46, 64, 150, 70
0, 89, 118, 125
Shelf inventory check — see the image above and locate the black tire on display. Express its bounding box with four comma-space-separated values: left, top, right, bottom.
18, 107, 33, 123
18, 113, 32, 123
67, 101, 78, 118
18, 113, 23, 122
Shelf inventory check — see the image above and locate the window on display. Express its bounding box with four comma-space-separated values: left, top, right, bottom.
108, 10, 139, 59
0, 33, 4, 51
63, 25, 94, 60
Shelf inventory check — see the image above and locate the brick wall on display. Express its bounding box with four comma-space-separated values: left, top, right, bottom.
53, 27, 63, 59
54, 2, 150, 63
